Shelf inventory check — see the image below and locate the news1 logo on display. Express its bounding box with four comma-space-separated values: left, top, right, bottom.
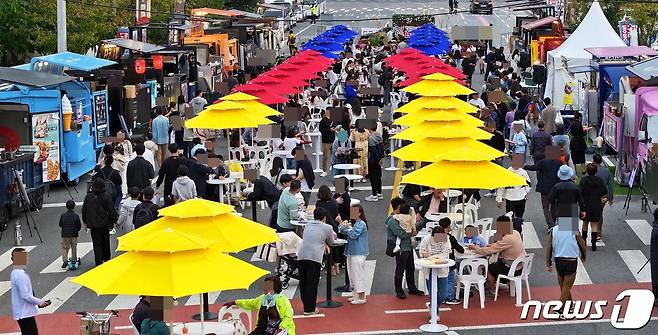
521, 289, 655, 329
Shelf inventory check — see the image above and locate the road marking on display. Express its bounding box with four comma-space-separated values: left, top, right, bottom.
297, 24, 315, 36
40, 277, 82, 314
574, 258, 592, 285
293, 313, 326, 319
384, 308, 451, 314
477, 15, 490, 26
618, 250, 651, 282
0, 246, 36, 273
282, 278, 299, 299
0, 281, 11, 297
626, 219, 652, 245
43, 202, 83, 208
40, 242, 93, 273
105, 295, 141, 310
522, 222, 541, 249
185, 291, 222, 306
460, 13, 466, 24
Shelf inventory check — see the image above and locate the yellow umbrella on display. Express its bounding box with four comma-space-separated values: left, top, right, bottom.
116, 227, 215, 253
395, 109, 485, 127
185, 109, 273, 129
157, 198, 235, 218
71, 249, 269, 297
392, 121, 492, 141
401, 160, 527, 190
402, 80, 475, 96
118, 215, 279, 253
396, 97, 479, 114
421, 72, 459, 81
212, 93, 282, 117
392, 138, 505, 162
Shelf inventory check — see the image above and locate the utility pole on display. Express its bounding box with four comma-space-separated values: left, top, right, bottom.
57, 0, 68, 52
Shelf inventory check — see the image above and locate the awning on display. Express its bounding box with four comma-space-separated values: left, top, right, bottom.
0, 67, 74, 87
521, 16, 559, 30
258, 3, 286, 10
585, 46, 658, 59
101, 39, 165, 53
30, 52, 117, 72
514, 5, 556, 12
626, 57, 658, 80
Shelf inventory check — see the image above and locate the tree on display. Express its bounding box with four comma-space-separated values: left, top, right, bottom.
223, 0, 258, 12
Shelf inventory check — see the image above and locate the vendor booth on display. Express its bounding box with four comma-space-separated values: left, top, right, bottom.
544, 1, 625, 111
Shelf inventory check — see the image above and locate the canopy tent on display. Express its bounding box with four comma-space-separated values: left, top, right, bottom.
544, 0, 625, 110
30, 52, 116, 72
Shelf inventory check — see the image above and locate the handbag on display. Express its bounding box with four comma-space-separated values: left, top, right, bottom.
385, 239, 397, 257
555, 111, 564, 125
227, 316, 248, 335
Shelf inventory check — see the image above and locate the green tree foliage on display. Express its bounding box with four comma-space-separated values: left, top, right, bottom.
567, 0, 658, 46
223, 0, 258, 12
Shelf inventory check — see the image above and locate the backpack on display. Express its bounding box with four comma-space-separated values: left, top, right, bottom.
133, 203, 158, 229
101, 169, 117, 200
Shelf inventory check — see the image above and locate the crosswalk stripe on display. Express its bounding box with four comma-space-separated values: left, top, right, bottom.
282, 278, 299, 299
522, 222, 542, 249
105, 295, 140, 311
0, 281, 11, 297
40, 277, 82, 314
0, 246, 36, 273
625, 219, 652, 245
574, 258, 592, 285
578, 221, 606, 247
618, 250, 651, 283
185, 292, 222, 306
40, 242, 94, 273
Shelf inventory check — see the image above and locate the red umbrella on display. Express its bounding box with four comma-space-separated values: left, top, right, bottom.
275, 62, 326, 77
398, 48, 424, 55
249, 76, 302, 95
262, 69, 311, 88
232, 83, 289, 105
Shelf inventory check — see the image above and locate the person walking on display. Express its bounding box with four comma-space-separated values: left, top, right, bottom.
338, 204, 369, 304
11, 248, 50, 335
151, 108, 170, 166
126, 143, 155, 191
569, 112, 589, 173
530, 121, 553, 162
319, 111, 337, 177
133, 187, 160, 230
98, 155, 122, 210
171, 165, 197, 202
365, 126, 385, 202
82, 178, 118, 266
387, 197, 424, 299
593, 154, 614, 241
541, 98, 558, 135
546, 222, 586, 319
156, 143, 190, 199
525, 148, 563, 231
117, 187, 141, 232
548, 165, 587, 236
496, 160, 531, 218
297, 207, 334, 315
578, 164, 608, 251
59, 200, 81, 269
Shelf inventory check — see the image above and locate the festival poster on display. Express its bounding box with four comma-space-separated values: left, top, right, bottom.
563, 81, 575, 106
32, 112, 61, 182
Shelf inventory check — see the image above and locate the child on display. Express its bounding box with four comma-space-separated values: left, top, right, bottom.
438, 217, 465, 305
463, 225, 487, 247
392, 204, 416, 253
172, 165, 197, 201
117, 187, 142, 232
59, 200, 81, 270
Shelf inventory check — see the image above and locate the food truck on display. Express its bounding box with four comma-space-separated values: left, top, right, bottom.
185, 8, 240, 72
513, 16, 565, 64
0, 64, 113, 226
600, 53, 658, 186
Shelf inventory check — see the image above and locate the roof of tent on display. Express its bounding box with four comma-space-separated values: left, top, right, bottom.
31, 52, 116, 72
547, 1, 625, 60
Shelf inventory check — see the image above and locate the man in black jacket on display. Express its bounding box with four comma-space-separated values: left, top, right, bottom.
530, 120, 553, 162
82, 179, 117, 266
188, 149, 213, 199
319, 111, 336, 177
416, 188, 448, 230
59, 200, 82, 269
482, 119, 506, 153
127, 143, 155, 191
525, 150, 563, 231
133, 187, 160, 230
156, 143, 190, 198
548, 165, 586, 231
244, 173, 282, 229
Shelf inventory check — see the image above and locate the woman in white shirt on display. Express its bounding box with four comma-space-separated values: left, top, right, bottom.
495, 163, 531, 218
418, 226, 452, 317
281, 128, 302, 169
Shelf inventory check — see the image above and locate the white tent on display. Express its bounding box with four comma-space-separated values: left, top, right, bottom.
545, 1, 625, 111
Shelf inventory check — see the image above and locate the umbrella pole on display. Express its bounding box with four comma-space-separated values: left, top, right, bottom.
461, 188, 466, 240
192, 293, 217, 320
200, 295, 205, 333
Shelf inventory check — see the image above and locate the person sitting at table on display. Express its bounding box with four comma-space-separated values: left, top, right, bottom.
139, 297, 169, 335
281, 128, 302, 169
131, 296, 150, 333
463, 225, 488, 247
418, 226, 452, 315
415, 188, 448, 230
468, 215, 527, 296
276, 180, 302, 233
292, 147, 315, 205
297, 207, 334, 316
437, 218, 465, 305
225, 275, 296, 335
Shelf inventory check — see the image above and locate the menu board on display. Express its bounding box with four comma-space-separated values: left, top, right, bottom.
93, 92, 109, 146
31, 112, 61, 182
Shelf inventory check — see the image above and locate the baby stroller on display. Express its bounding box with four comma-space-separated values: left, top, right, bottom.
274, 232, 303, 289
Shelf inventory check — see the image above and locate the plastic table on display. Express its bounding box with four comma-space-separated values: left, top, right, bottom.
385, 137, 398, 171
414, 259, 456, 333
318, 238, 347, 308
307, 132, 323, 172
207, 178, 235, 203
272, 150, 290, 169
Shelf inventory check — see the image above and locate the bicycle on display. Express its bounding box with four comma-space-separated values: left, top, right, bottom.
77, 310, 119, 335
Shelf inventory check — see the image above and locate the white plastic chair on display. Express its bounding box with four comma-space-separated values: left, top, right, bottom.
218, 305, 253, 331
128, 313, 140, 335
390, 91, 402, 112
452, 203, 479, 224
229, 147, 244, 161
456, 258, 488, 309
494, 253, 534, 307
474, 218, 493, 240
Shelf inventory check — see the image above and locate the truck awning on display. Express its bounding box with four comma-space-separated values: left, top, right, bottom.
626, 56, 658, 80
521, 16, 558, 30
30, 52, 117, 72
0, 67, 74, 87
586, 46, 658, 59
101, 39, 165, 53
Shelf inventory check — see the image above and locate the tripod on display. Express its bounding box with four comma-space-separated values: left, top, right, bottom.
6, 168, 43, 243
